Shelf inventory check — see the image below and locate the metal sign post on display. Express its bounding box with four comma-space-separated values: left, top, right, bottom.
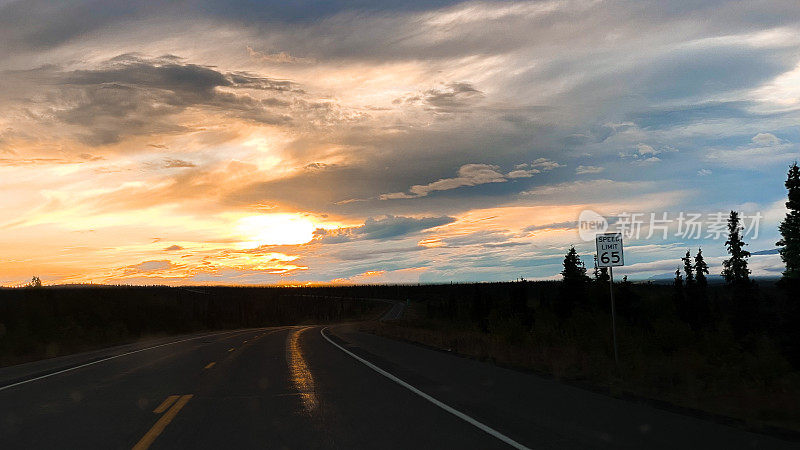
596, 233, 624, 368
608, 266, 618, 367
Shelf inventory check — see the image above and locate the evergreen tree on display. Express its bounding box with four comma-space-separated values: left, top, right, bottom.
689, 248, 711, 330
694, 248, 709, 286
722, 212, 758, 337
777, 163, 800, 364
562, 246, 588, 284
673, 264, 700, 327
558, 246, 589, 319
673, 267, 685, 317
722, 211, 750, 284
681, 250, 695, 285
27, 276, 42, 288
592, 255, 609, 283
777, 162, 800, 280
616, 271, 643, 327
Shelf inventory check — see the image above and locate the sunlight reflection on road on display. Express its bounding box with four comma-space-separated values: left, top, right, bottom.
287, 327, 318, 414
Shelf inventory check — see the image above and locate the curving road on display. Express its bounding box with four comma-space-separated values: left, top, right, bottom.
0, 325, 795, 449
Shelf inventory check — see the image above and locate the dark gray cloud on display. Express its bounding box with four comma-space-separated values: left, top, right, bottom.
313, 215, 455, 243
395, 82, 484, 111
0, 0, 471, 58
0, 1, 148, 52
635, 46, 794, 102
441, 230, 513, 247
360, 215, 454, 239
6, 54, 296, 146
627, 102, 757, 130
220, 0, 799, 64
331, 245, 428, 261
64, 54, 231, 93
424, 82, 482, 108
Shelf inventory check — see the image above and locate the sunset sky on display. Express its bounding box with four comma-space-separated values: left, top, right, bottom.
1, 0, 799, 285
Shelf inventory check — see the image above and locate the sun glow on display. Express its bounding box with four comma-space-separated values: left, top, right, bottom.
235, 214, 318, 248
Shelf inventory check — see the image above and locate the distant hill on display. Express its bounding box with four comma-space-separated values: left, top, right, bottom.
645, 273, 781, 285
647, 273, 725, 284
751, 248, 780, 255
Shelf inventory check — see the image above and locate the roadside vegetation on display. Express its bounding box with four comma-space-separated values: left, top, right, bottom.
365, 279, 800, 434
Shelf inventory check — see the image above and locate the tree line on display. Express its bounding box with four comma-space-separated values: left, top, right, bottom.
0, 287, 383, 366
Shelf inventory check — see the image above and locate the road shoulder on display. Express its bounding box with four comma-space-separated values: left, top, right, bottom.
325, 324, 798, 450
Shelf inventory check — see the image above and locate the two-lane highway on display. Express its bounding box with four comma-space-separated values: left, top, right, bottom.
0, 326, 508, 449
0, 325, 796, 449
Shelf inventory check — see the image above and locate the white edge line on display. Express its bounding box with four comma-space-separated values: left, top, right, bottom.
0, 328, 266, 392
320, 327, 531, 450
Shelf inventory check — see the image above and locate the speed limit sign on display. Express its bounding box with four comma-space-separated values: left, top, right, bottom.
596, 233, 624, 267
595, 232, 623, 367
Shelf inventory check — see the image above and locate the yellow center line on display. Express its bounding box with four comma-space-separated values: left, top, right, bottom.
204, 362, 216, 369
287, 326, 318, 414
133, 394, 193, 450
228, 347, 235, 352
152, 395, 179, 414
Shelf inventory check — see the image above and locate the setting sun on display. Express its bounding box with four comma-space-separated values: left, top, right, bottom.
235, 214, 318, 248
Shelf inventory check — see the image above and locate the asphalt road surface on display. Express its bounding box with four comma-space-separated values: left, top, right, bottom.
0, 325, 796, 449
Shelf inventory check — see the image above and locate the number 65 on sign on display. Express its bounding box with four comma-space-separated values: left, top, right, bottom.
596, 233, 624, 267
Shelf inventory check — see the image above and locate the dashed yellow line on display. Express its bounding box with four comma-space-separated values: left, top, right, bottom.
152, 395, 179, 414
133, 394, 193, 450
204, 362, 216, 369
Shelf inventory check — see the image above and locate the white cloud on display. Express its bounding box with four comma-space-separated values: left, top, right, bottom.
637, 143, 659, 156
751, 132, 782, 146
619, 144, 673, 163
633, 156, 661, 165
752, 62, 800, 111
507, 169, 537, 178
414, 164, 505, 194
575, 165, 604, 175
697, 168, 712, 176
518, 179, 686, 210
380, 160, 560, 200
380, 164, 505, 199
530, 158, 564, 171
246, 46, 316, 64
705, 140, 799, 168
